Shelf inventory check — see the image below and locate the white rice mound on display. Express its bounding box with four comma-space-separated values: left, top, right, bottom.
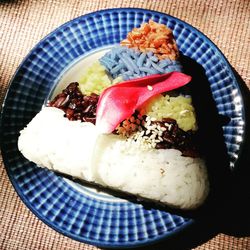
18, 107, 98, 181
18, 107, 209, 210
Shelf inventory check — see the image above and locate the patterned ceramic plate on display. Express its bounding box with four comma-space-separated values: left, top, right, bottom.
0, 8, 245, 248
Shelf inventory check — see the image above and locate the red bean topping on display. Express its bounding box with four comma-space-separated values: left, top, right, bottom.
48, 82, 99, 124
152, 120, 199, 157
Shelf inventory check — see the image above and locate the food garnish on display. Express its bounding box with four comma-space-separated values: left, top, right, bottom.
120, 20, 179, 60
96, 72, 191, 133
49, 82, 99, 124
146, 94, 197, 131
79, 62, 113, 95
100, 46, 182, 80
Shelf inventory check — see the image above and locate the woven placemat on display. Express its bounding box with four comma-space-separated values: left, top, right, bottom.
0, 0, 249, 249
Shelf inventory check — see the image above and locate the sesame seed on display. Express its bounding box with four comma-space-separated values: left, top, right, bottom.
151, 124, 157, 130
147, 85, 153, 91
150, 134, 157, 139
157, 125, 162, 130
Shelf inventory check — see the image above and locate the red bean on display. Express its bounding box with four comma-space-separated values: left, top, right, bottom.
48, 82, 99, 125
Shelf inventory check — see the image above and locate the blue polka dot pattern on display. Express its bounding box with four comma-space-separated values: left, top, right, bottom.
0, 8, 245, 248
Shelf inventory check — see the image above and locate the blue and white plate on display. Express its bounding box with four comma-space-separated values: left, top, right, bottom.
0, 8, 245, 248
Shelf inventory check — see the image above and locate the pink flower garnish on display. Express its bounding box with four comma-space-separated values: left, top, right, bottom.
96, 72, 192, 133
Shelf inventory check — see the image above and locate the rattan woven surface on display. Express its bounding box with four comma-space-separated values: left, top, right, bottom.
0, 0, 249, 249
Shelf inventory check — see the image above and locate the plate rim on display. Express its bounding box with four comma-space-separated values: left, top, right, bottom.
0, 7, 247, 248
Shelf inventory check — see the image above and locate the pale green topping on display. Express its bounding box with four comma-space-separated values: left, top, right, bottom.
79, 62, 112, 95
145, 94, 197, 131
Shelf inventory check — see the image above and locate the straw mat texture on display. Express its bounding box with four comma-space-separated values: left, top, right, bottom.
0, 0, 249, 249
